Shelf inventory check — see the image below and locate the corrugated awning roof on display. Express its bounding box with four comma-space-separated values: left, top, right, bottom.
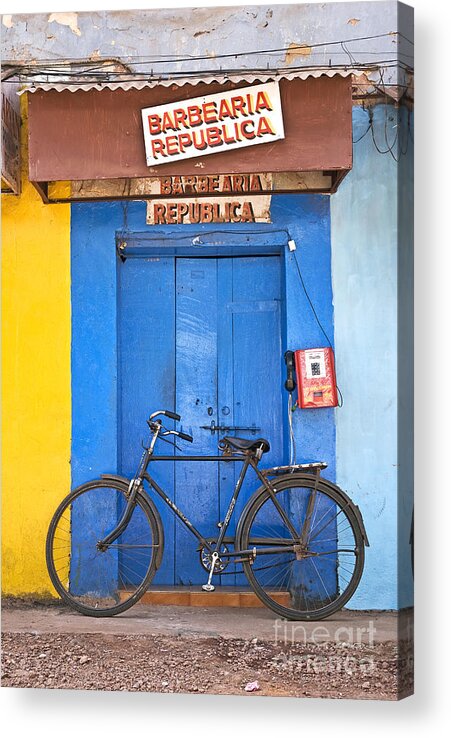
18, 67, 365, 94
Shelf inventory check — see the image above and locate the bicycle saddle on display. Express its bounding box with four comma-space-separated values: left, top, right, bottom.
222, 436, 270, 454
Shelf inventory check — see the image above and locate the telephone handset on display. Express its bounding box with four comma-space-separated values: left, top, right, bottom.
284, 350, 296, 393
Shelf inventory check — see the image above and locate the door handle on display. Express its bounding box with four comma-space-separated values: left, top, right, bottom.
200, 420, 261, 435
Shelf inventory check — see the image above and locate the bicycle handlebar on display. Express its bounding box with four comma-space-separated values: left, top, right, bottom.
149, 409, 181, 422
178, 431, 193, 443
148, 411, 193, 443
163, 410, 181, 421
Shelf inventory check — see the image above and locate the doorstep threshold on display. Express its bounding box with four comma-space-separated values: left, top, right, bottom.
122, 586, 290, 608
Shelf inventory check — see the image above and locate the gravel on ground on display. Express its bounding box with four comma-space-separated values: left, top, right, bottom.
1, 629, 413, 699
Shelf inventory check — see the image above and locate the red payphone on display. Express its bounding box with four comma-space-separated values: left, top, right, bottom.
294, 347, 338, 409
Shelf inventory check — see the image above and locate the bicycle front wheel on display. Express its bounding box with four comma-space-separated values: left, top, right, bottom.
46, 479, 161, 617
238, 475, 365, 620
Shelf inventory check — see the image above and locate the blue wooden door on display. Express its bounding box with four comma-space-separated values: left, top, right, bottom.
119, 254, 283, 585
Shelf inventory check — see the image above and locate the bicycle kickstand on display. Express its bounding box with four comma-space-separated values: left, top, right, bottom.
201, 551, 219, 592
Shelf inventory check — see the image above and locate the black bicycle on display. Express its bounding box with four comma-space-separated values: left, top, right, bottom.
46, 409, 369, 620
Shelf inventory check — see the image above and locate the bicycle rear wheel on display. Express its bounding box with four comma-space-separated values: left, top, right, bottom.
46, 479, 161, 617
238, 475, 365, 620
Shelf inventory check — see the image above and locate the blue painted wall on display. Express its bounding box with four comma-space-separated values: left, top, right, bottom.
71, 194, 336, 583
271, 195, 336, 484
331, 104, 414, 610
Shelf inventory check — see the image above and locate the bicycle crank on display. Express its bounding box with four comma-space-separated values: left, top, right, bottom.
202, 551, 220, 592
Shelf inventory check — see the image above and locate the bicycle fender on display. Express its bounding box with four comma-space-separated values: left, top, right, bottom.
236, 473, 369, 548
100, 474, 165, 568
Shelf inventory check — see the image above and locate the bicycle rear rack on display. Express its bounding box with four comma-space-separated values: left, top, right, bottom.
261, 462, 328, 477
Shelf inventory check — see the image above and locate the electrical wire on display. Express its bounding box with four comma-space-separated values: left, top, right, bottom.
3, 59, 413, 83
291, 249, 334, 349
288, 392, 297, 465
353, 120, 372, 144
289, 243, 344, 408
1, 31, 414, 69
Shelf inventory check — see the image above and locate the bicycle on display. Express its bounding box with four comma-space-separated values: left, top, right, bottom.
46, 409, 369, 620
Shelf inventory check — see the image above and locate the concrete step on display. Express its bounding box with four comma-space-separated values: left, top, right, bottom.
121, 586, 290, 608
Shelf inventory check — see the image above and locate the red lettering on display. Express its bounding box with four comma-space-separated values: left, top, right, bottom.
162, 110, 176, 132
171, 176, 183, 195
257, 116, 276, 137
187, 105, 203, 127
178, 133, 193, 153
230, 202, 241, 222
189, 203, 201, 223
202, 101, 218, 124
166, 203, 177, 224
231, 95, 246, 118
206, 126, 223, 148
197, 176, 208, 193
222, 176, 232, 192
147, 114, 162, 135
177, 203, 189, 222
160, 177, 172, 195
200, 203, 214, 223
221, 123, 236, 145
151, 139, 167, 159
165, 136, 179, 156
250, 175, 262, 191
241, 201, 255, 222
173, 108, 188, 129
232, 176, 244, 192
153, 203, 166, 224
241, 120, 256, 140
218, 98, 235, 120
192, 130, 207, 150
255, 90, 273, 113
183, 176, 196, 194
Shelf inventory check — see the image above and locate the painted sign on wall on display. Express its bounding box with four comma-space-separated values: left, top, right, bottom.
146, 173, 271, 224
141, 82, 285, 166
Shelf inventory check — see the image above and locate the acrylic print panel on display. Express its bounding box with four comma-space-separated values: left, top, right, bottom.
1, 0, 414, 701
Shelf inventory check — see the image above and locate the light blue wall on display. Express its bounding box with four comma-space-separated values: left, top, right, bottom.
331, 104, 413, 609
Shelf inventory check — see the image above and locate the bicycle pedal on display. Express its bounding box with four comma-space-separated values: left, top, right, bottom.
201, 584, 215, 592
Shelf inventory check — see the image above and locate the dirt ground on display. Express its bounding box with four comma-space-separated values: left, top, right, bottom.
1, 600, 414, 700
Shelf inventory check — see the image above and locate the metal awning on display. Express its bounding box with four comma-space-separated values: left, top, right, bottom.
25, 75, 354, 202
18, 67, 364, 95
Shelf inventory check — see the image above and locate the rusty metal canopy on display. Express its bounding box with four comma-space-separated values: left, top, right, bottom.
19, 67, 360, 94
26, 76, 353, 194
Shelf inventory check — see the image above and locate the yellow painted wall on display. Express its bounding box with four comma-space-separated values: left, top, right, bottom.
1, 98, 71, 596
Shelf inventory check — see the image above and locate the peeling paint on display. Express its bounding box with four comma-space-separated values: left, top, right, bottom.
347, 18, 361, 26
2, 14, 13, 28
285, 42, 312, 64
48, 12, 81, 37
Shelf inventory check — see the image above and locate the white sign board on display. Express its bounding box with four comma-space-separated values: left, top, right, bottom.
141, 82, 285, 167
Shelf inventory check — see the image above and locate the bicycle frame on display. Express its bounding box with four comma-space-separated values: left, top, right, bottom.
99, 423, 303, 562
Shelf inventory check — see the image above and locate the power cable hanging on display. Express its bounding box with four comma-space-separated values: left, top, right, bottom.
1, 31, 414, 69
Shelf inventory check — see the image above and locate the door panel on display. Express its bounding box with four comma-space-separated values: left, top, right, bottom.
119, 252, 283, 585
174, 259, 220, 584
118, 257, 176, 584
227, 256, 283, 524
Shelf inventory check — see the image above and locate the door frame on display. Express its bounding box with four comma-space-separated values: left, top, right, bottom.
116, 232, 288, 584
116, 225, 290, 455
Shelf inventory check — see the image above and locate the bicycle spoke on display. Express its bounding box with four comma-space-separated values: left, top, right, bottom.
47, 482, 158, 615
241, 478, 364, 619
